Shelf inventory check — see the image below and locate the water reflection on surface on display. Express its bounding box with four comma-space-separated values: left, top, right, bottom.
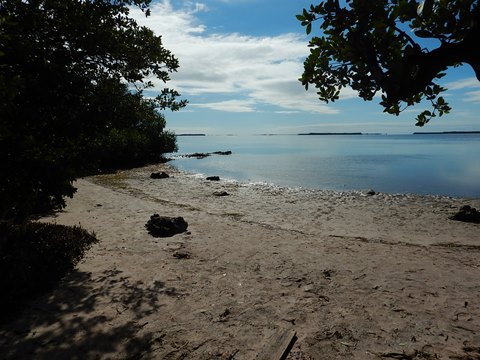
170, 134, 480, 198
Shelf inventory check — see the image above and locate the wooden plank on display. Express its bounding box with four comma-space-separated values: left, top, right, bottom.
257, 328, 297, 360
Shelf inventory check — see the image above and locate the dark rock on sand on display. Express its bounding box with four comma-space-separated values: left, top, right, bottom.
150, 172, 169, 179
450, 205, 480, 224
214, 191, 229, 197
366, 189, 376, 196
146, 214, 188, 237
206, 176, 220, 181
173, 250, 192, 259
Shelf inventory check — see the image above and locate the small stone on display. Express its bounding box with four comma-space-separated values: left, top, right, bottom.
213, 191, 229, 196
303, 285, 314, 293
173, 250, 191, 259
219, 308, 230, 318
366, 189, 376, 195
323, 269, 333, 279
206, 176, 220, 181
150, 172, 169, 179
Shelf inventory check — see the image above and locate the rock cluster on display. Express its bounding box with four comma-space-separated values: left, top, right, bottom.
146, 214, 188, 237
150, 172, 169, 179
450, 205, 480, 224
183, 150, 232, 159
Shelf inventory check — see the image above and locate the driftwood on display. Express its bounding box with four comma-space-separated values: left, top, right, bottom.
257, 328, 297, 360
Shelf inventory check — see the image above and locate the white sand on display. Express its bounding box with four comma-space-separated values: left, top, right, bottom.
1, 163, 480, 359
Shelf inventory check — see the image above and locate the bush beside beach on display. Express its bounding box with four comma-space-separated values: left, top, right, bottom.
0, 221, 98, 322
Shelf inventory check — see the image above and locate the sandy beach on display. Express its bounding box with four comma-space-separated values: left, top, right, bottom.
1, 163, 480, 359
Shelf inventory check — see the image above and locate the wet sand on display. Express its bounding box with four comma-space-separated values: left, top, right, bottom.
1, 163, 480, 359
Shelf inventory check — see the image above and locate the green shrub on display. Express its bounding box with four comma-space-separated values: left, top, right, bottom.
89, 114, 178, 172
0, 221, 98, 322
0, 1, 186, 222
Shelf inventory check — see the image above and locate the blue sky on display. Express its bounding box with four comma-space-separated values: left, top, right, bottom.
130, 0, 480, 135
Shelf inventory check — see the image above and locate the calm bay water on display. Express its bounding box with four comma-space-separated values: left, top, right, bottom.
169, 134, 480, 198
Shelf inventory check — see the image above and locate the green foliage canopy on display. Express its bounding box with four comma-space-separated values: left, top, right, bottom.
0, 0, 186, 220
298, 0, 480, 125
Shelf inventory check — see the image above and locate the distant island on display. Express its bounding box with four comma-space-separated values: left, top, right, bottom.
177, 133, 206, 136
298, 132, 363, 136
413, 131, 480, 135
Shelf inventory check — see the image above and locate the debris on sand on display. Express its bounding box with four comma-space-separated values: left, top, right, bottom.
450, 205, 480, 224
146, 214, 188, 237
213, 191, 229, 197
150, 172, 170, 179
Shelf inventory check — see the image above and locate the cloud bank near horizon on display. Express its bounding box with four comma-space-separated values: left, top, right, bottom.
128, 0, 479, 135
129, 1, 346, 114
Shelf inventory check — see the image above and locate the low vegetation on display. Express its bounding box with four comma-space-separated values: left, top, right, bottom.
0, 0, 185, 321
0, 221, 98, 322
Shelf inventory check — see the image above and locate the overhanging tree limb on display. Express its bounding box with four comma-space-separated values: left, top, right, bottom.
299, 0, 480, 125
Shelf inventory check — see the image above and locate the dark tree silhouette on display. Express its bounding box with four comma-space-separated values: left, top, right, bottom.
298, 0, 480, 125
0, 0, 186, 220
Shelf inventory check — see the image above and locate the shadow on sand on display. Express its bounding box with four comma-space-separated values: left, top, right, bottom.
0, 268, 178, 359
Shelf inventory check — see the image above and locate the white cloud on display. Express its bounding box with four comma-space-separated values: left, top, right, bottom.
129, 1, 342, 114
446, 77, 480, 90
339, 87, 361, 99
464, 90, 480, 103
443, 77, 480, 103
190, 99, 257, 112
186, 2, 208, 13
402, 108, 429, 114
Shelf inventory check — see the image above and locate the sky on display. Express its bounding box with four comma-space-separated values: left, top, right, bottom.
129, 0, 480, 135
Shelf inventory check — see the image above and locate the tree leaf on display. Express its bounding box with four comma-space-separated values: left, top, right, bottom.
414, 29, 433, 38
